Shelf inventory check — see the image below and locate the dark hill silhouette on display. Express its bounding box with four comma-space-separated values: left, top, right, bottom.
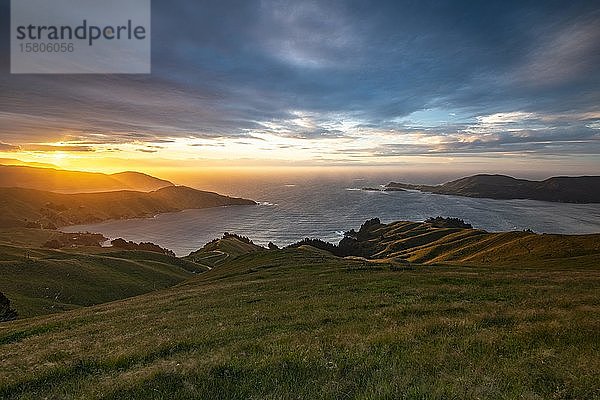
0, 165, 174, 193
0, 185, 256, 228
386, 174, 600, 203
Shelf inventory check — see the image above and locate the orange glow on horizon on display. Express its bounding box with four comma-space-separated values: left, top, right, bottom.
1, 146, 598, 190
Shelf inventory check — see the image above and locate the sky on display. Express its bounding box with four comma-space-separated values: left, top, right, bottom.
0, 0, 599, 179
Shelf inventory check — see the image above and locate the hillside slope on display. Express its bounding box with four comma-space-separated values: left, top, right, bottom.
186, 234, 265, 268
0, 242, 208, 318
0, 158, 58, 169
110, 171, 174, 192
386, 174, 600, 203
0, 165, 174, 193
0, 186, 256, 228
321, 219, 600, 268
0, 245, 598, 399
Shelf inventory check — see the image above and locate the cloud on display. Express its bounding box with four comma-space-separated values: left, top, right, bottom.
0, 0, 599, 163
20, 144, 96, 152
256, 0, 361, 68
476, 112, 536, 125
0, 142, 20, 151
512, 17, 600, 88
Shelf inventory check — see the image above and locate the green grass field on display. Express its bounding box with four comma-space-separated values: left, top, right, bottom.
0, 229, 208, 318
1, 232, 599, 399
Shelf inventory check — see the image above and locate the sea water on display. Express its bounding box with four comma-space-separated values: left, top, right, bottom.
62, 176, 600, 256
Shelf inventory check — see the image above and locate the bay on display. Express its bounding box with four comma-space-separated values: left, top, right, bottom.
62, 176, 600, 256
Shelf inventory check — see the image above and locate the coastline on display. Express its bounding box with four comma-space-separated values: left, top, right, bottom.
59, 203, 259, 234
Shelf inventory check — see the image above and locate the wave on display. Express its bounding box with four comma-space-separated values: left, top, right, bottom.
346, 187, 391, 194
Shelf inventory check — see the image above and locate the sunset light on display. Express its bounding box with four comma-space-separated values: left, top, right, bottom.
1, 1, 599, 398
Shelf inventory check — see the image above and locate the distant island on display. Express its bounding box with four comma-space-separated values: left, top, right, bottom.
385, 174, 600, 203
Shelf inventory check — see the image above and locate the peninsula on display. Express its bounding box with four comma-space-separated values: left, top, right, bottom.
386, 174, 600, 203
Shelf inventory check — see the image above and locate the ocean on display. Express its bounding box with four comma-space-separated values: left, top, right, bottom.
62, 175, 600, 256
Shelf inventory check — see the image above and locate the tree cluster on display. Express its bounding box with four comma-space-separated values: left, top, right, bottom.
111, 238, 175, 257
424, 217, 472, 229
0, 292, 18, 322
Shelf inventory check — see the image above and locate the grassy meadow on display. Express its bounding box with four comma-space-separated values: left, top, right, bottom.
1, 240, 599, 399
0, 229, 208, 318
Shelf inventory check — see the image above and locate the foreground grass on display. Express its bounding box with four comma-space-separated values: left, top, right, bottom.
0, 247, 598, 399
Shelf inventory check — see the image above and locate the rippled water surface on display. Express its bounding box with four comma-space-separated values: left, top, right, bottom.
63, 177, 600, 256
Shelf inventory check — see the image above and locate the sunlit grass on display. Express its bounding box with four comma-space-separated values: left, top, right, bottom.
1, 247, 598, 399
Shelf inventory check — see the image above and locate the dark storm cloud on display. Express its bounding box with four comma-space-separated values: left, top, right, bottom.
0, 0, 599, 156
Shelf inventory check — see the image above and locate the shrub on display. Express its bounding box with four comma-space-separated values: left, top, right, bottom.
43, 239, 62, 249
287, 218, 385, 258
222, 233, 254, 244
425, 217, 472, 229
286, 238, 340, 255
43, 233, 106, 249
205, 233, 255, 247
359, 218, 381, 232
111, 238, 175, 257
43, 222, 58, 230
0, 293, 18, 322
338, 236, 371, 257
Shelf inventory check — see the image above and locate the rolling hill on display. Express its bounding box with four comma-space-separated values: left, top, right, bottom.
0, 164, 174, 193
0, 228, 598, 398
0, 230, 263, 320
0, 232, 209, 318
386, 174, 600, 203
186, 234, 265, 269
313, 218, 600, 268
0, 158, 59, 169
0, 185, 256, 229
